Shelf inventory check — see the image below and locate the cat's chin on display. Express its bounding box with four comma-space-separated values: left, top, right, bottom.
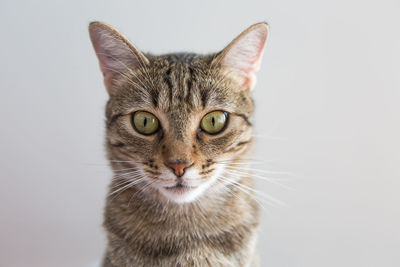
157, 183, 210, 204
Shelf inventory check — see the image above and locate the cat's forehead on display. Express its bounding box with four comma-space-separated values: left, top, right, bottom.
148, 53, 246, 108
149, 53, 209, 65
110, 52, 253, 120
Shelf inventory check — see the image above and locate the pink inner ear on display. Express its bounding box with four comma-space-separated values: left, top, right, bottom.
101, 67, 114, 90
221, 25, 268, 90
97, 52, 120, 91
90, 27, 140, 93
241, 53, 263, 88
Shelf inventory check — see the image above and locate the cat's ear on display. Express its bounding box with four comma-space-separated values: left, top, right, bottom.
88, 22, 149, 95
213, 22, 269, 91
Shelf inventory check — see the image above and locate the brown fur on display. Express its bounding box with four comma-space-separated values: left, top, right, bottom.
89, 21, 268, 267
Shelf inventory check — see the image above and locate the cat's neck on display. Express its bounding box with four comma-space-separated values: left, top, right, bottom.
104, 176, 259, 234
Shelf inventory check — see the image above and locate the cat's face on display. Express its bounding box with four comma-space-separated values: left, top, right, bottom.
89, 22, 268, 203
105, 56, 254, 203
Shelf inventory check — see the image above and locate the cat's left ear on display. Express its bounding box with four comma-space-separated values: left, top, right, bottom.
88, 22, 149, 95
213, 22, 269, 91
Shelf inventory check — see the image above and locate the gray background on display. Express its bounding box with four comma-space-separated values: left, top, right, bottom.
1, 0, 399, 266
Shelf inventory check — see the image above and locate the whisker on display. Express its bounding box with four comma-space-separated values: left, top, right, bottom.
217, 180, 255, 208
110, 172, 142, 184
223, 167, 291, 182
113, 167, 139, 173
110, 178, 133, 189
127, 180, 155, 207
113, 170, 143, 179
223, 169, 294, 190
214, 162, 264, 166
213, 158, 271, 164
218, 175, 286, 207
109, 177, 146, 197
218, 175, 268, 209
111, 173, 143, 184
223, 165, 292, 176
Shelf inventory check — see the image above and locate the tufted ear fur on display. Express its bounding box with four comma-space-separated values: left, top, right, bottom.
88, 22, 149, 95
213, 22, 269, 91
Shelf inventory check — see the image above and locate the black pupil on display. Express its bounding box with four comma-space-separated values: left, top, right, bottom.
143, 117, 147, 127
211, 116, 215, 127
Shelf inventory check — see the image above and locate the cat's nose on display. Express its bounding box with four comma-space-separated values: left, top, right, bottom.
166, 161, 192, 177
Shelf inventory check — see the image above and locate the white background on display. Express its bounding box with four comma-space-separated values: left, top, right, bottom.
1, 0, 399, 266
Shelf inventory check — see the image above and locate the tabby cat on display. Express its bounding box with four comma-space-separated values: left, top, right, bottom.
88, 21, 268, 267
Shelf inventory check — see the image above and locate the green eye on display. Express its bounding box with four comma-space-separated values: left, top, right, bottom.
200, 111, 228, 134
132, 111, 159, 135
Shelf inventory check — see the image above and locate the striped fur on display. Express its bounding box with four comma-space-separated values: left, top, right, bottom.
89, 21, 268, 267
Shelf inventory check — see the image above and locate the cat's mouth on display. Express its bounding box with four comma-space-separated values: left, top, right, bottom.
157, 177, 215, 203
164, 183, 197, 193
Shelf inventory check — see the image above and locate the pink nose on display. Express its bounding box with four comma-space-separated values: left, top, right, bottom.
167, 162, 191, 177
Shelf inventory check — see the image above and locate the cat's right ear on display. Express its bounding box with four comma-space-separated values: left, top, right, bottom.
88, 22, 149, 95
212, 22, 268, 91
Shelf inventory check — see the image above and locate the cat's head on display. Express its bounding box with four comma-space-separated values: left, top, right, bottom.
89, 22, 268, 203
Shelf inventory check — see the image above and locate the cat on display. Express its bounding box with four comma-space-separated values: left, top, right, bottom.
88, 21, 268, 267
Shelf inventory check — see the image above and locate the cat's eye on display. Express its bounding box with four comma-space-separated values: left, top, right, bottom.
200, 111, 228, 135
131, 111, 159, 135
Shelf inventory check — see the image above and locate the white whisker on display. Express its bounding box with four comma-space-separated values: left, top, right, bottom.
114, 167, 139, 173
218, 175, 268, 209
223, 169, 294, 190
223, 165, 292, 176
109, 177, 146, 197
128, 180, 155, 207
113, 170, 142, 179
218, 175, 286, 207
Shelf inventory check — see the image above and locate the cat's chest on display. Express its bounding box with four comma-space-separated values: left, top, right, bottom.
106, 220, 258, 267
